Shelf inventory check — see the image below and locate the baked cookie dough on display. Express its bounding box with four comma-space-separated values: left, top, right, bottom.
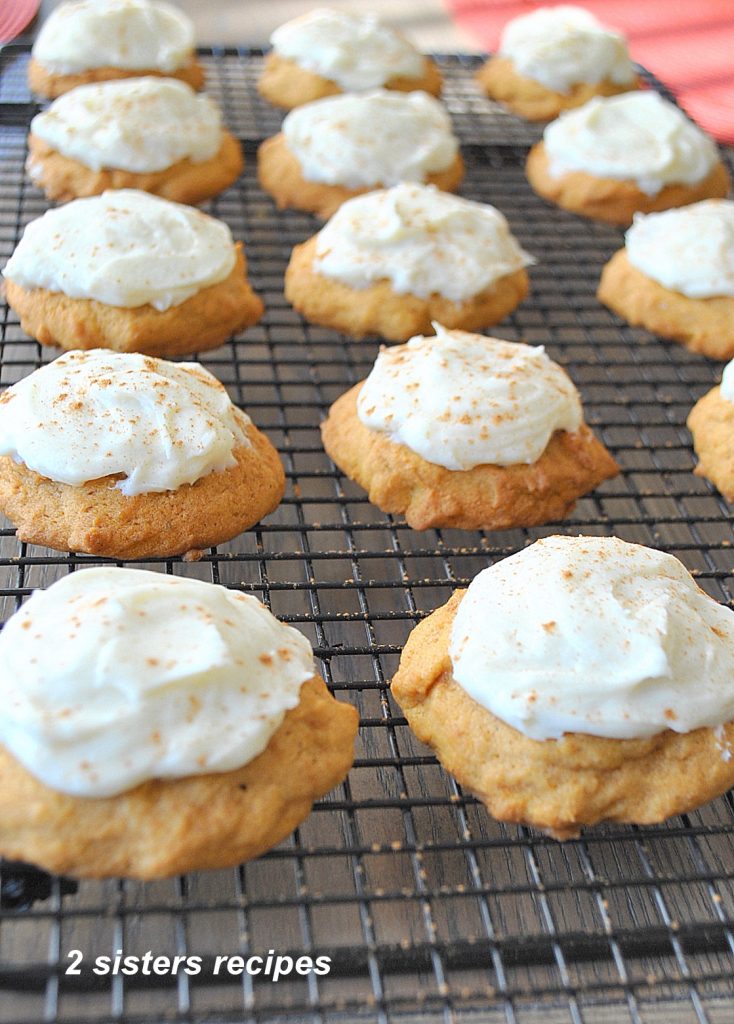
476, 5, 638, 122
0, 350, 284, 558
28, 0, 204, 99
258, 7, 441, 109
257, 90, 463, 219
0, 568, 358, 878
477, 56, 639, 123
26, 77, 242, 205
687, 361, 734, 500
598, 201, 734, 359
321, 326, 618, 530
392, 535, 734, 838
2, 190, 263, 355
526, 92, 729, 225
285, 183, 533, 341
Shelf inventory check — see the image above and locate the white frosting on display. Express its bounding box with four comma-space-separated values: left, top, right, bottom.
544, 92, 720, 196
718, 358, 734, 404
283, 90, 458, 189
625, 201, 734, 299
356, 325, 582, 470
30, 77, 222, 173
0, 568, 315, 797
499, 5, 636, 94
271, 7, 424, 92
313, 184, 533, 303
450, 535, 734, 741
32, 0, 195, 75
2, 191, 236, 312
0, 350, 251, 496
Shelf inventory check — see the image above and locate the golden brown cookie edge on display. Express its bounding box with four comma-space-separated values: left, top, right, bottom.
0, 421, 285, 559
526, 141, 730, 226
257, 133, 464, 219
688, 386, 734, 501
321, 382, 619, 530
598, 249, 734, 359
0, 675, 358, 878
285, 234, 529, 341
26, 131, 244, 205
257, 52, 442, 110
5, 244, 263, 356
392, 591, 734, 838
476, 55, 639, 122
27, 56, 206, 98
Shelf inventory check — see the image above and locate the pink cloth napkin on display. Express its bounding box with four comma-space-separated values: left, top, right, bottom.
0, 0, 41, 43
446, 0, 734, 143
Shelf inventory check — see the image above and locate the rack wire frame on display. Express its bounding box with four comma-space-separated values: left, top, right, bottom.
0, 46, 734, 1024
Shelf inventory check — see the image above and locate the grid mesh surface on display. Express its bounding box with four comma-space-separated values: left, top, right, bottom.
1, 46, 734, 1024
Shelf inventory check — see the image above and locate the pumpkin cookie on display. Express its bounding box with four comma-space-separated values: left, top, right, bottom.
476, 5, 638, 122
321, 326, 618, 530
27, 77, 242, 205
0, 567, 358, 879
392, 535, 734, 839
598, 201, 734, 359
258, 90, 463, 219
2, 190, 263, 355
687, 362, 734, 500
285, 183, 533, 341
526, 92, 729, 225
0, 350, 284, 558
28, 0, 204, 99
258, 7, 441, 109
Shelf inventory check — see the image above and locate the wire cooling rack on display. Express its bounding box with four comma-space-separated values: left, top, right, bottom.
1, 46, 734, 1024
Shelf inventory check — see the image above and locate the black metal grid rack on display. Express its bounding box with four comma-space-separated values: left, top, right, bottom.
1, 46, 734, 1024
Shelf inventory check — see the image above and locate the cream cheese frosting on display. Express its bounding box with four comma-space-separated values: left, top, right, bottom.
32, 0, 195, 75
29, 77, 222, 174
356, 325, 582, 470
625, 200, 734, 299
312, 183, 534, 302
282, 90, 458, 188
543, 92, 719, 196
499, 5, 636, 94
3, 190, 236, 312
0, 350, 251, 496
450, 535, 734, 741
0, 567, 315, 797
270, 7, 424, 92
718, 358, 734, 404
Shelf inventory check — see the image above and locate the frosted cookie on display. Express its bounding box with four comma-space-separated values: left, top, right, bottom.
321, 326, 618, 530
392, 535, 734, 838
477, 5, 638, 122
257, 90, 463, 219
0, 350, 284, 558
598, 201, 734, 359
285, 184, 533, 341
0, 567, 358, 878
526, 92, 729, 225
687, 359, 734, 500
28, 0, 204, 99
2, 191, 263, 356
26, 77, 243, 205
258, 7, 441, 109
